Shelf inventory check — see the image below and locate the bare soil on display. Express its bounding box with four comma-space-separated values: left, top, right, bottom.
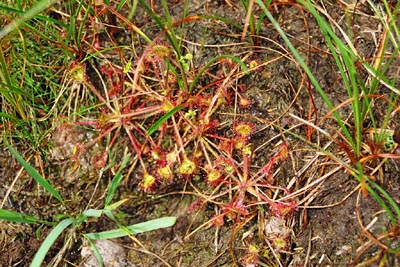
1, 1, 399, 267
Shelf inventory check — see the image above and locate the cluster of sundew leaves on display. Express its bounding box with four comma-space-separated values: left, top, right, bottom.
71, 38, 296, 225
139, 44, 298, 222
133, 43, 260, 191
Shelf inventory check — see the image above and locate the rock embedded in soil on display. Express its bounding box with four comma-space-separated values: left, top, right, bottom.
81, 239, 129, 267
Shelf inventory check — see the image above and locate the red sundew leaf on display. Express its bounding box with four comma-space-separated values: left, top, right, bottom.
108, 83, 122, 98
187, 198, 205, 213
212, 214, 225, 226
140, 173, 157, 192
269, 201, 298, 218
234, 122, 255, 138
206, 169, 224, 186
156, 165, 173, 183
276, 142, 289, 161
92, 152, 108, 169
222, 198, 248, 217
179, 157, 196, 176
262, 158, 275, 177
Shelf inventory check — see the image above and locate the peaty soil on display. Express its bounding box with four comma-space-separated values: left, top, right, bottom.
1, 1, 399, 266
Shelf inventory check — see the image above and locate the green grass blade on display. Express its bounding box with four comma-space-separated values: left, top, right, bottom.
0, 82, 31, 97
300, 0, 365, 156
0, 209, 50, 224
73, 1, 92, 51
256, 0, 355, 149
366, 187, 396, 225
138, 0, 189, 91
116, 0, 128, 11
0, 46, 28, 120
0, 4, 24, 14
82, 209, 103, 218
0, 112, 22, 122
0, 0, 61, 39
147, 105, 184, 137
30, 218, 74, 267
84, 217, 176, 240
105, 198, 129, 211
368, 178, 400, 223
6, 143, 64, 205
0, 48, 12, 86
104, 155, 131, 207
84, 238, 104, 267
0, 4, 68, 29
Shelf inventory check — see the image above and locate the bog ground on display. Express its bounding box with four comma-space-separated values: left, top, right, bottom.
0, 0, 399, 266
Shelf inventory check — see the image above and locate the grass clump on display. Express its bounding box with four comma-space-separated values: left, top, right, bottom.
0, 0, 76, 148
257, 0, 400, 261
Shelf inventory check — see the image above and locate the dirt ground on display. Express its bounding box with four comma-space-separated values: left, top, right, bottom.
1, 1, 399, 266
